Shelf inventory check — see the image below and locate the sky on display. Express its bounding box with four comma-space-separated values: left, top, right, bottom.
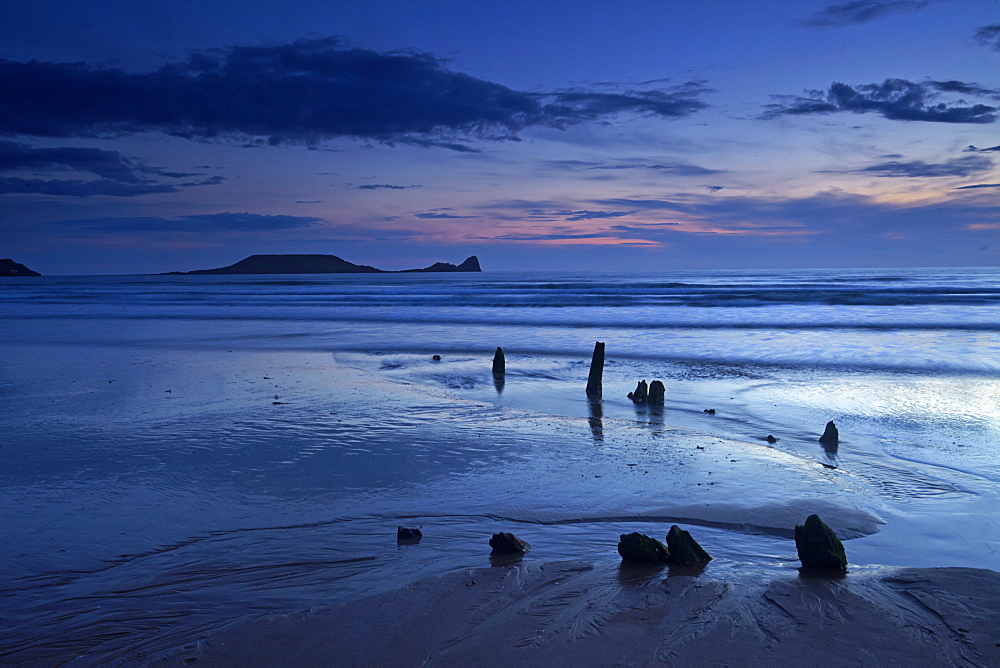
1, 0, 998, 274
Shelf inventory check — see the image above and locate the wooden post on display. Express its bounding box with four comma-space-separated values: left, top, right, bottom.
586, 341, 604, 398
492, 347, 505, 376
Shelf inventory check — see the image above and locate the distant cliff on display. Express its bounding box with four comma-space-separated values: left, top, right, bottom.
403, 256, 482, 273
0, 259, 41, 276
173, 254, 481, 275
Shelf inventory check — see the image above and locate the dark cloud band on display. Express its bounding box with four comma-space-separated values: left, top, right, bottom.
804, 1, 934, 28
0, 37, 709, 148
830, 155, 993, 178
0, 176, 178, 196
48, 212, 322, 232
0, 140, 221, 196
974, 25, 1000, 52
765, 78, 997, 124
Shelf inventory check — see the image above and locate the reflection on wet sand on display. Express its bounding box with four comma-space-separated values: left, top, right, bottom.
587, 399, 603, 443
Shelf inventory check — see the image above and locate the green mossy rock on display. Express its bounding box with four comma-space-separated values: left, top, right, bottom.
617, 532, 669, 563
794, 514, 848, 571
665, 525, 712, 566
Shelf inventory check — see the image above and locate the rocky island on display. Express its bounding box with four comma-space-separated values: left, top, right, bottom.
169, 254, 481, 275
0, 259, 41, 276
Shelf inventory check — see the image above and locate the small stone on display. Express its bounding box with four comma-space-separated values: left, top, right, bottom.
432, 354, 441, 361
794, 514, 847, 571
617, 532, 668, 563
665, 525, 712, 566
703, 409, 716, 414
647, 380, 665, 405
489, 531, 530, 554
397, 526, 422, 541
766, 435, 777, 444
819, 421, 839, 445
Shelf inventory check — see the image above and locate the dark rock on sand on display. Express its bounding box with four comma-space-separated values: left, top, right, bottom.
627, 380, 648, 403
819, 421, 839, 445
397, 526, 423, 541
703, 408, 716, 414
647, 381, 665, 405
0, 259, 41, 276
665, 525, 712, 566
492, 347, 505, 376
489, 532, 530, 554
766, 435, 778, 444
617, 532, 669, 564
432, 354, 441, 361
794, 514, 847, 571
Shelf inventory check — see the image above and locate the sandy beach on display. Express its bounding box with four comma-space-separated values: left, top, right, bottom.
154, 560, 1000, 667
3, 270, 999, 665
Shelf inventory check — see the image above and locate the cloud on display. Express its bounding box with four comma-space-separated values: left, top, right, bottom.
0, 37, 710, 149
0, 177, 180, 196
928, 80, 1000, 98
764, 78, 998, 124
382, 136, 484, 152
0, 140, 167, 181
974, 25, 1000, 51
485, 205, 638, 223
833, 155, 993, 178
576, 189, 1000, 247
441, 188, 997, 252
965, 144, 1000, 153
955, 183, 1000, 190
48, 212, 322, 233
0, 140, 220, 196
473, 232, 615, 241
804, 1, 933, 28
593, 162, 722, 176
563, 210, 636, 221
415, 211, 478, 219
546, 158, 722, 176
356, 184, 420, 190
538, 83, 710, 129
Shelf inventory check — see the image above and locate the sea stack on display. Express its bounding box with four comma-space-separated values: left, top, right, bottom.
492, 347, 505, 376
819, 421, 839, 445
586, 341, 605, 399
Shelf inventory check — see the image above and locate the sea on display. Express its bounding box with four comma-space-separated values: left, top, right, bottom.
2, 266, 998, 664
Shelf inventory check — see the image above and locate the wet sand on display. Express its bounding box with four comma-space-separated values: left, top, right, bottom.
156, 560, 1000, 667
3, 342, 998, 665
